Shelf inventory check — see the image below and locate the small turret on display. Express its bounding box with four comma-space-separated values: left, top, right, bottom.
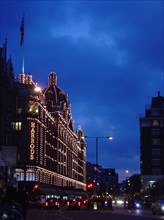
26, 73, 32, 85
48, 71, 57, 86
19, 72, 25, 84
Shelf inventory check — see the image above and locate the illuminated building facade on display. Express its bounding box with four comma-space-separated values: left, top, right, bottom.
13, 71, 86, 191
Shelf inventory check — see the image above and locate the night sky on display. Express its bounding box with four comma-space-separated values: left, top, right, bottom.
0, 0, 163, 182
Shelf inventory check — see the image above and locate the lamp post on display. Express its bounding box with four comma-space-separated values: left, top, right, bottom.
84, 136, 113, 195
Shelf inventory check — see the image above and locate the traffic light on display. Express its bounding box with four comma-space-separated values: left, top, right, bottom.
34, 184, 39, 190
87, 183, 93, 189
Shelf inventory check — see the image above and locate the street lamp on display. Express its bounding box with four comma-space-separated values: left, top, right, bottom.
84, 135, 113, 195
84, 136, 113, 166
125, 170, 133, 177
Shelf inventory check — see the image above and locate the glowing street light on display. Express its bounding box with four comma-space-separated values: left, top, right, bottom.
125, 170, 133, 176
34, 86, 41, 92
84, 135, 113, 195
84, 136, 113, 165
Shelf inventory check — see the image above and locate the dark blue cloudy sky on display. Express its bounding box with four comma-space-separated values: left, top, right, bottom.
0, 0, 163, 182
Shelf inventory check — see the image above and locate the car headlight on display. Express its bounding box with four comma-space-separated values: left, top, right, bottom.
161, 206, 164, 211
135, 203, 140, 208
117, 200, 124, 204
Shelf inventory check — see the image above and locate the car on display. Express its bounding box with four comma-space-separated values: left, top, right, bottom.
152, 199, 164, 215
112, 197, 124, 208
66, 197, 81, 210
45, 198, 60, 209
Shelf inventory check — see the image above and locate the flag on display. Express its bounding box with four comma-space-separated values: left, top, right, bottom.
20, 16, 24, 47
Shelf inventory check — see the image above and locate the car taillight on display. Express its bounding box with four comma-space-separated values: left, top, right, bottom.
45, 202, 48, 207
66, 201, 70, 206
55, 202, 59, 206
78, 201, 81, 206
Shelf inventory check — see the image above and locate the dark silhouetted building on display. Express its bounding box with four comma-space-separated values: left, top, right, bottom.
0, 41, 17, 180
86, 162, 118, 196
125, 174, 141, 195
140, 92, 164, 192
0, 40, 15, 146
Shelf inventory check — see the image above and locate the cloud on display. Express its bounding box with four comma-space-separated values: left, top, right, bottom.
1, 0, 163, 182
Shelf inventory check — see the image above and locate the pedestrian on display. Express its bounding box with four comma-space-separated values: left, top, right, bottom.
40, 195, 46, 209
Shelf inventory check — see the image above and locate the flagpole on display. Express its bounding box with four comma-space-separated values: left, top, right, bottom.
20, 15, 25, 74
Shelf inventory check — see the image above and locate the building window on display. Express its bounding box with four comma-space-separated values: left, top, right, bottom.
151, 128, 160, 136
15, 169, 25, 181
151, 148, 161, 156
19, 172, 25, 181
152, 120, 159, 126
18, 108, 22, 114
152, 169, 161, 175
26, 170, 35, 181
152, 138, 161, 145
152, 159, 161, 166
149, 180, 156, 188
151, 110, 159, 116
11, 122, 22, 131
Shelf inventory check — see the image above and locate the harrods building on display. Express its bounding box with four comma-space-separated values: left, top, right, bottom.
0, 41, 86, 193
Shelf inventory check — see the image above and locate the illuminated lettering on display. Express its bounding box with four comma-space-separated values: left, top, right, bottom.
30, 122, 36, 160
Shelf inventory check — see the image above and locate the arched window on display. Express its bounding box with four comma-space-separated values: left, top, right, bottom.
26, 169, 35, 181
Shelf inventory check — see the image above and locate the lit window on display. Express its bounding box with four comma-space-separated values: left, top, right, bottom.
153, 120, 159, 126
26, 170, 35, 181
16, 122, 21, 130
15, 169, 25, 181
18, 108, 22, 114
11, 122, 22, 131
149, 180, 155, 188
28, 102, 39, 115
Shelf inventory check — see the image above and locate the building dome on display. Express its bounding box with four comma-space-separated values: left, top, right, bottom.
43, 72, 73, 129
43, 72, 70, 111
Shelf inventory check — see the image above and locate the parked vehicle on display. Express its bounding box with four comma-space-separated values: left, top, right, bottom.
66, 197, 81, 210
45, 198, 60, 209
0, 201, 24, 220
152, 199, 164, 215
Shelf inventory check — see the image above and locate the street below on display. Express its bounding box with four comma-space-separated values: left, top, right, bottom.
26, 207, 164, 220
